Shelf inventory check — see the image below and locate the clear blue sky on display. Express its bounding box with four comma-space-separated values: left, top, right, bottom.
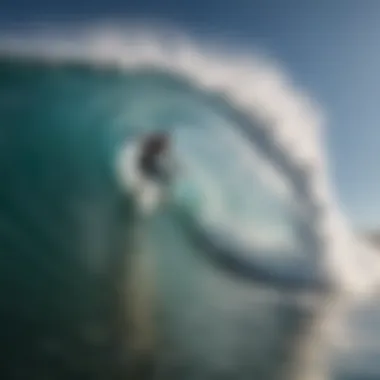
1, 0, 379, 229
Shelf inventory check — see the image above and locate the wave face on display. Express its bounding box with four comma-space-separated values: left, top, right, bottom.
0, 28, 379, 380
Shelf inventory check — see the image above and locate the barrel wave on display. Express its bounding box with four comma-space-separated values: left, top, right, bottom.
1, 27, 380, 380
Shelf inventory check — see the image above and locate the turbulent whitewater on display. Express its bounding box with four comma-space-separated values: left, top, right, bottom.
0, 25, 380, 380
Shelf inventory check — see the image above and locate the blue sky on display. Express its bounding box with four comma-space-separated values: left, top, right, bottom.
1, 0, 379, 229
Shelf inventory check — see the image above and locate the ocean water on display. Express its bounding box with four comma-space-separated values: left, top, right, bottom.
0, 28, 380, 380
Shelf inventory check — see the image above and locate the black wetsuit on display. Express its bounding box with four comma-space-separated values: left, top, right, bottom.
138, 150, 172, 185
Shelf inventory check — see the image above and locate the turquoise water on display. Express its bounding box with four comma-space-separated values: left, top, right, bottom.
0, 56, 328, 378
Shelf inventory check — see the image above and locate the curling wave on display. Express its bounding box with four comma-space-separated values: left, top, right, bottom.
1, 24, 380, 379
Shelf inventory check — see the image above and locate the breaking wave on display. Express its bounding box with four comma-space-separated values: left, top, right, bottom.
1, 23, 380, 379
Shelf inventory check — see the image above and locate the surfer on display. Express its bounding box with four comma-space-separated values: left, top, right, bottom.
138, 132, 174, 186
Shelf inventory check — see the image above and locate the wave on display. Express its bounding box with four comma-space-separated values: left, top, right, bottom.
0, 23, 380, 379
